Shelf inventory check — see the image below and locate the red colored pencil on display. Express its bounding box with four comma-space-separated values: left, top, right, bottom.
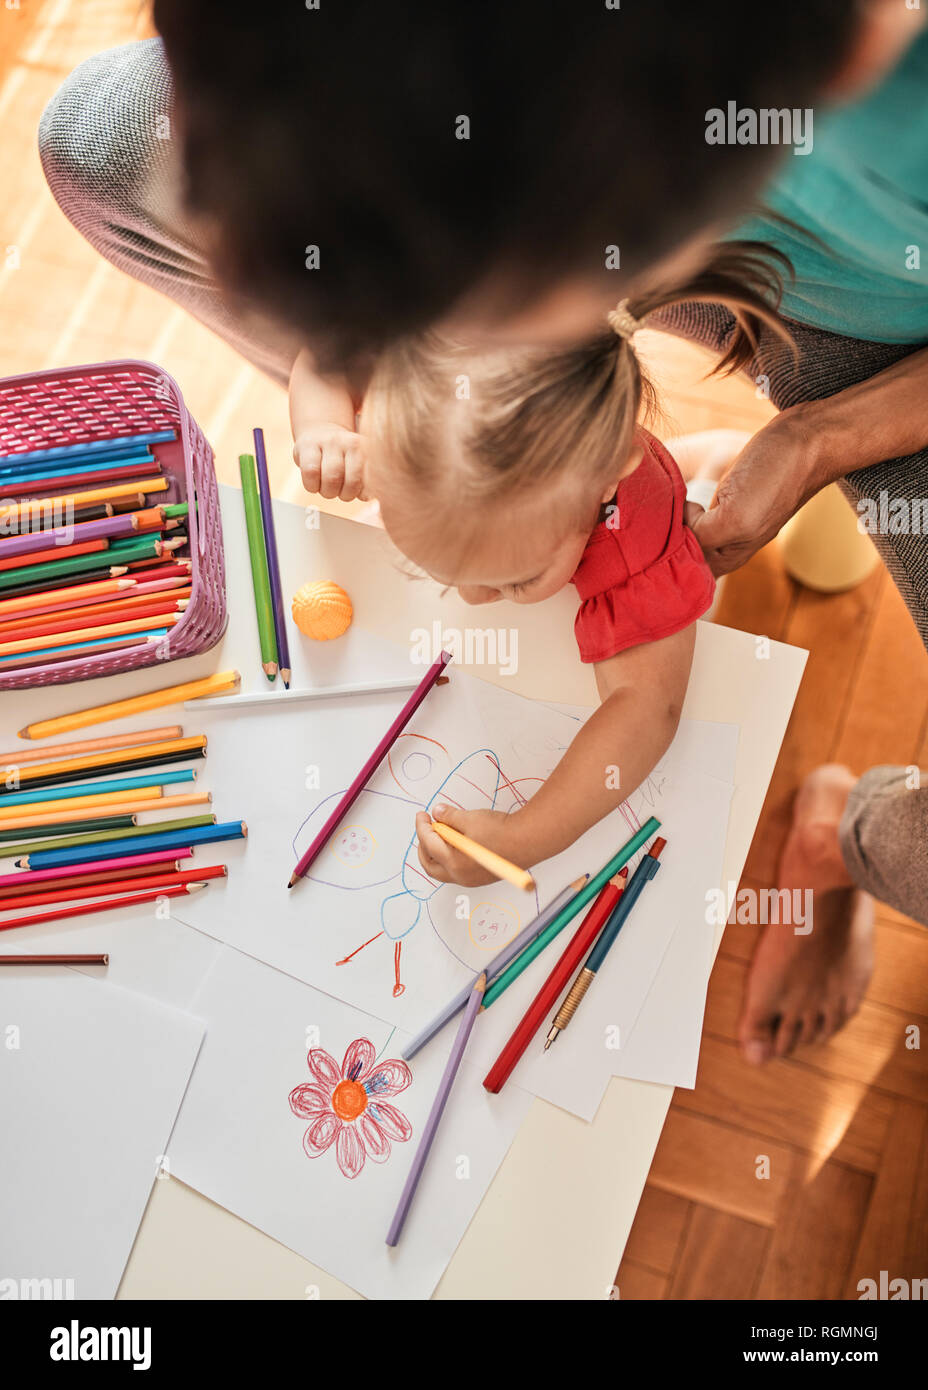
0, 953, 109, 965
482, 869, 627, 1094
0, 598, 186, 643
0, 539, 108, 573
121, 562, 192, 583
0, 880, 208, 933
0, 863, 227, 912
0, 860, 183, 899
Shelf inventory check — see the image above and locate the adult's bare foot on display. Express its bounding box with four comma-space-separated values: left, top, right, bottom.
738, 765, 875, 1065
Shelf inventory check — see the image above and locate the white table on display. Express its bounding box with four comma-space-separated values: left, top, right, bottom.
5, 490, 805, 1299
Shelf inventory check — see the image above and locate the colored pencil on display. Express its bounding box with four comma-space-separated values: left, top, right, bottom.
0, 863, 227, 912
430, 820, 534, 891
0, 746, 207, 793
0, 637, 155, 673
22, 821, 246, 871
0, 539, 108, 572
482, 871, 627, 1093
19, 671, 239, 739
0, 862, 183, 899
239, 453, 277, 681
481, 818, 662, 1010
0, 849, 191, 888
0, 463, 160, 497
544, 840, 666, 1049
0, 564, 131, 599
0, 814, 137, 843
0, 449, 153, 478
400, 875, 590, 1061
186, 675, 424, 711
0, 881, 208, 934
0, 575, 132, 616
2, 813, 214, 859
0, 784, 162, 818
0, 611, 179, 658
288, 651, 452, 887
253, 427, 291, 687
0, 791, 209, 831
0, 749, 187, 780
386, 972, 486, 1246
8, 736, 206, 780
0, 515, 140, 561
161, 502, 189, 520
0, 582, 139, 623
0, 953, 109, 965
0, 430, 175, 465
0, 597, 187, 641
0, 478, 168, 521
0, 538, 167, 592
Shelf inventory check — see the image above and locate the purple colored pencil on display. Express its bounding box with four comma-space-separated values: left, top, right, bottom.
386, 972, 486, 1247
288, 649, 452, 886
252, 427, 291, 688
0, 511, 140, 559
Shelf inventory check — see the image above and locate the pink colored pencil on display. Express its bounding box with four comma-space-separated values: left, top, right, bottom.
287, 650, 452, 887
126, 575, 192, 597
0, 848, 194, 888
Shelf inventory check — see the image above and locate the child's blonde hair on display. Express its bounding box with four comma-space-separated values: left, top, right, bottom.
366, 240, 792, 537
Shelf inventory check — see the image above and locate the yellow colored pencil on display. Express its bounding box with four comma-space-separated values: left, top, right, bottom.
19, 671, 240, 740
0, 790, 211, 830
12, 735, 207, 781
0, 785, 163, 821
0, 478, 168, 522
431, 820, 535, 891
0, 726, 183, 766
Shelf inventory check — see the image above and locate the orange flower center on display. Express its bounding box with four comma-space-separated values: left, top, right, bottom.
331, 1079, 368, 1122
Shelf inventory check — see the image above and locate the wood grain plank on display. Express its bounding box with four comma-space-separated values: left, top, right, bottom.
755, 1160, 873, 1299
845, 1100, 928, 1295
620, 1186, 691, 1275
646, 1110, 794, 1225
668, 1206, 769, 1300
612, 1259, 669, 1301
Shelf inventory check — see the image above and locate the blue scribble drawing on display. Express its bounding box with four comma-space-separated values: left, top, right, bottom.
292, 732, 544, 997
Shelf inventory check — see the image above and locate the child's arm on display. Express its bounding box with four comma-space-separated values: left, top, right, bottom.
290, 347, 369, 501
415, 625, 695, 884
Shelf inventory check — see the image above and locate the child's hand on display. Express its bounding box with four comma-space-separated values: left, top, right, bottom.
415, 806, 528, 886
293, 423, 369, 501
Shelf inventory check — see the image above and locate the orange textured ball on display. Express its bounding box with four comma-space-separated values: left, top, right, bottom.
291, 581, 353, 640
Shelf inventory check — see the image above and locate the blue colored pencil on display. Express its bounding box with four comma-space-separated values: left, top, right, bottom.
0, 769, 195, 807
0, 431, 175, 467
253, 427, 292, 688
0, 453, 154, 481
0, 629, 169, 663
386, 972, 486, 1246
22, 820, 247, 870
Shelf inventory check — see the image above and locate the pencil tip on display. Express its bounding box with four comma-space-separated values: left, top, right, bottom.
287, 875, 296, 889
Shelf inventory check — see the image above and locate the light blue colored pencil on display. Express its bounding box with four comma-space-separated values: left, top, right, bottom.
0, 430, 175, 466
23, 820, 247, 870
0, 769, 195, 807
0, 453, 154, 481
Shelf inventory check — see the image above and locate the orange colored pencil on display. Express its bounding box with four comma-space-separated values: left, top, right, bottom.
0, 538, 108, 573
0, 791, 210, 830
0, 880, 208, 933
11, 735, 207, 781
0, 786, 162, 821
0, 611, 179, 657
0, 726, 184, 767
0, 596, 188, 642
0, 479, 168, 522
0, 576, 135, 617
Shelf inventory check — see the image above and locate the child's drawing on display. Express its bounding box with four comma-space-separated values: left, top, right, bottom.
289, 1037, 413, 1180
293, 732, 544, 998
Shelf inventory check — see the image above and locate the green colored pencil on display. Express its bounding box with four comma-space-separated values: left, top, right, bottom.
239, 453, 277, 682
0, 813, 215, 860
0, 813, 136, 842
482, 816, 661, 1009
0, 536, 162, 592
161, 502, 189, 520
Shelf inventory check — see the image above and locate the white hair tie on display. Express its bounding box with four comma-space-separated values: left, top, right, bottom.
607, 299, 646, 341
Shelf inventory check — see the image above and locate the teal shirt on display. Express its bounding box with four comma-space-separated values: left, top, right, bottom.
735, 30, 928, 344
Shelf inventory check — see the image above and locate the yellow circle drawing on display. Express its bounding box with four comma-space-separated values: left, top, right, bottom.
330, 824, 376, 867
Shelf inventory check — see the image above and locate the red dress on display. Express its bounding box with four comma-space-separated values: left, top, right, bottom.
571, 430, 715, 664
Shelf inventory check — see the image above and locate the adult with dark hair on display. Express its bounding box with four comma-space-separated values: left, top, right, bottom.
38, 1, 928, 1066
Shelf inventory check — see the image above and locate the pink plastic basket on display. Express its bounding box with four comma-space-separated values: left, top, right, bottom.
0, 359, 226, 689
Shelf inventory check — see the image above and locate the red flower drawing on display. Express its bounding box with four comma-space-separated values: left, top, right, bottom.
289, 1037, 413, 1179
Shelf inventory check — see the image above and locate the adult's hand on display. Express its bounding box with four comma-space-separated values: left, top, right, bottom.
686, 408, 825, 576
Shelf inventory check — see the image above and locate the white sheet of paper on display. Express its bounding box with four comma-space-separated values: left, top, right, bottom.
167, 946, 532, 1301
0, 969, 204, 1299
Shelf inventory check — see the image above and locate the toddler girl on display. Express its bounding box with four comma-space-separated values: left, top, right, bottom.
290, 251, 789, 885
